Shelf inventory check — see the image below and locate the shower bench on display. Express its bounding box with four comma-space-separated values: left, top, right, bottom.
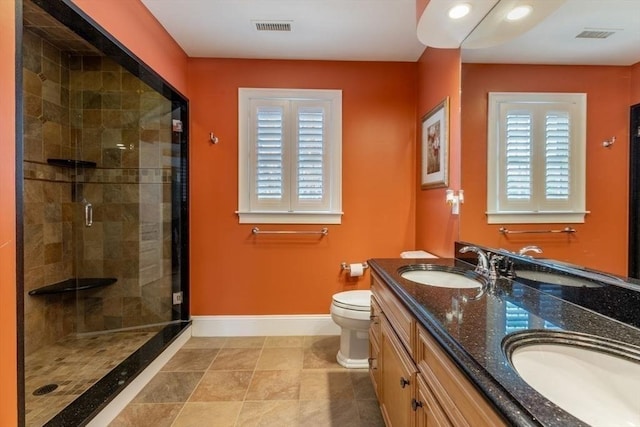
28, 278, 117, 296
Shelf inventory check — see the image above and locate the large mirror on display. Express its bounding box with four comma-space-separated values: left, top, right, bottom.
459, 0, 640, 277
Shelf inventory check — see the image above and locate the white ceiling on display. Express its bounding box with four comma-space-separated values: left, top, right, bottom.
141, 0, 640, 65
462, 0, 640, 65
140, 0, 426, 62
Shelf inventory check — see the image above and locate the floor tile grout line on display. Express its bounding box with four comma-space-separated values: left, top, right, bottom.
168, 335, 268, 426
169, 343, 225, 426
235, 338, 306, 426
231, 340, 265, 427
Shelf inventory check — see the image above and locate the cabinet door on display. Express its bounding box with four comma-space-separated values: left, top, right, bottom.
414, 373, 452, 427
380, 316, 417, 427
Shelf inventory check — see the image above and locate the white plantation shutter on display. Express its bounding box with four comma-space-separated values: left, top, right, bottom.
505, 113, 532, 200
487, 93, 586, 224
238, 89, 342, 224
545, 112, 570, 199
296, 107, 325, 202
256, 107, 284, 200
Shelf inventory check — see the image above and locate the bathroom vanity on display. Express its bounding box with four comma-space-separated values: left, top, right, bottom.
368, 248, 640, 427
370, 270, 506, 427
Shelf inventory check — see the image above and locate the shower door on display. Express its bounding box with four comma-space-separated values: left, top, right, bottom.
69, 56, 185, 335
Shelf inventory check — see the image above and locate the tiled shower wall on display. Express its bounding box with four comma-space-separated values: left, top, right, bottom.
23, 29, 75, 355
22, 29, 174, 356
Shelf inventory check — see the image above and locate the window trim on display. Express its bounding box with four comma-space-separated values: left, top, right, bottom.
237, 88, 343, 224
486, 92, 588, 224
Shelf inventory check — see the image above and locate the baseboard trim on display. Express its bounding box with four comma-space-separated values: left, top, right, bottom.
191, 314, 340, 337
87, 325, 192, 427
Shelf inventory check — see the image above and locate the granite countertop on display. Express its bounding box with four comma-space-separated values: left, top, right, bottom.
369, 257, 640, 427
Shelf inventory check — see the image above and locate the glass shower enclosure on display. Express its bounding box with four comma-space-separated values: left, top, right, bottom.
19, 0, 189, 425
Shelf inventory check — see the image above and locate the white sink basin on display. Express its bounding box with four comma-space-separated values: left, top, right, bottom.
515, 270, 602, 288
506, 333, 640, 426
399, 269, 482, 289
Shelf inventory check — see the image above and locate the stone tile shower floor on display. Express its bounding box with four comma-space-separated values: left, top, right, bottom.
25, 329, 160, 426
110, 335, 385, 427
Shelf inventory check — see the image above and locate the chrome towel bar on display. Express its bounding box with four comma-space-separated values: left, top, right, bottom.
499, 227, 576, 235
251, 227, 328, 236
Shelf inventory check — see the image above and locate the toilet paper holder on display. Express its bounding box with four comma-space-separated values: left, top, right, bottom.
340, 262, 369, 272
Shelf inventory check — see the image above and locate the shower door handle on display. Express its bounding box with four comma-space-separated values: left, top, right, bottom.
84, 202, 93, 227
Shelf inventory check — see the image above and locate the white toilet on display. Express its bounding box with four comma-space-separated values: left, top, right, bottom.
330, 290, 372, 368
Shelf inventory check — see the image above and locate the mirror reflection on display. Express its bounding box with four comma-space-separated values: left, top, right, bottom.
459, 0, 640, 276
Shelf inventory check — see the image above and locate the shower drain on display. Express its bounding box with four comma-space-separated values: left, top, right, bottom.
33, 383, 58, 396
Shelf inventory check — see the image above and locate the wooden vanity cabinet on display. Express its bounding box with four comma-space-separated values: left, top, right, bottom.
370, 271, 507, 427
380, 315, 417, 427
415, 324, 507, 427
371, 273, 417, 427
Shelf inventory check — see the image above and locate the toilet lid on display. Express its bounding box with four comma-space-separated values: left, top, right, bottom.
332, 290, 372, 311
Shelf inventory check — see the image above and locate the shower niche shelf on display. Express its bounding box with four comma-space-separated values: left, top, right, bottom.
47, 158, 97, 169
29, 278, 117, 296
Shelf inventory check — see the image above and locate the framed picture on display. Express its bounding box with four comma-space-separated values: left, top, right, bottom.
421, 97, 449, 189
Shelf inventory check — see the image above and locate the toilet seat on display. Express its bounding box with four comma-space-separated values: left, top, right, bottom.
332, 290, 371, 312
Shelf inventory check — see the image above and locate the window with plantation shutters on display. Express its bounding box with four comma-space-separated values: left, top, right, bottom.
238, 89, 342, 224
487, 93, 587, 224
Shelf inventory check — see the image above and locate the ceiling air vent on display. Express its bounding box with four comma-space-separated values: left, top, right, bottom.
575, 29, 617, 39
253, 21, 292, 32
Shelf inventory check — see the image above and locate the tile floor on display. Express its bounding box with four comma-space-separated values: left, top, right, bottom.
109, 335, 385, 427
25, 330, 159, 426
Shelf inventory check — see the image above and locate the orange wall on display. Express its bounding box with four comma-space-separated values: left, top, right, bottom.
632, 61, 640, 105
460, 64, 631, 274
70, 0, 189, 95
1, 0, 17, 425
188, 59, 416, 315
415, 48, 461, 258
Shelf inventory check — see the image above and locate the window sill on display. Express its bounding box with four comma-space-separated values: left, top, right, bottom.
237, 211, 343, 224
486, 211, 588, 224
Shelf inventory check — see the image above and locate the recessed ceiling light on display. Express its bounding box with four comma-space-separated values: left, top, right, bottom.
448, 3, 471, 20
506, 5, 532, 21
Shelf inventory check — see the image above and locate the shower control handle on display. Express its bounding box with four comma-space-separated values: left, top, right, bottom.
84, 202, 93, 227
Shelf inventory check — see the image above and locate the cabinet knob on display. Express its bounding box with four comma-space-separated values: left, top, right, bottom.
411, 398, 423, 411
400, 377, 410, 388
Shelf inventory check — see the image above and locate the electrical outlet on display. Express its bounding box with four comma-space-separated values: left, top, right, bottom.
172, 291, 183, 305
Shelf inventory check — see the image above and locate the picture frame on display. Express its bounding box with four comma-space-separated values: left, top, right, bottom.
421, 97, 449, 189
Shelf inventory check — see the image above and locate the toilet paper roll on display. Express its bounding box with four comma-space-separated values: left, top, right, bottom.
349, 263, 364, 277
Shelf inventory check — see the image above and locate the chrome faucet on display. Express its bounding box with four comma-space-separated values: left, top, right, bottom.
487, 254, 504, 284
459, 246, 505, 291
459, 246, 489, 276
518, 245, 543, 257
